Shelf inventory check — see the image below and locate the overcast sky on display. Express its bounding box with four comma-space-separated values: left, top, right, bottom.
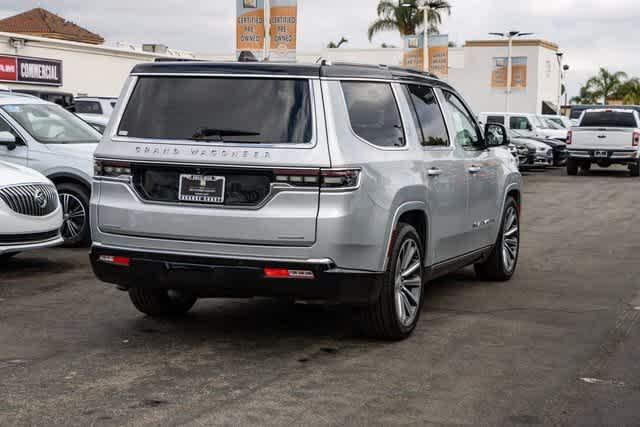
0, 0, 638, 97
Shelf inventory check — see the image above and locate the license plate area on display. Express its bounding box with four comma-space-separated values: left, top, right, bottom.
178, 174, 225, 204
594, 150, 608, 158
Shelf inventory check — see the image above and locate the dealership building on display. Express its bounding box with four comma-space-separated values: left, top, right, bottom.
0, 8, 563, 115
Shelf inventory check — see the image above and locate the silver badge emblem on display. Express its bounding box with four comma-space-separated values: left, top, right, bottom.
34, 189, 47, 209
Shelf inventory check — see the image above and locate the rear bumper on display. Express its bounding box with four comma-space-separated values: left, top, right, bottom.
90, 245, 384, 305
568, 149, 639, 162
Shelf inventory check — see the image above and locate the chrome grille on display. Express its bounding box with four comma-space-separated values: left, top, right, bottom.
0, 184, 58, 216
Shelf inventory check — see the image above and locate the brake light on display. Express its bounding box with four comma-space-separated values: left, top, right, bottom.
566, 130, 572, 145
263, 268, 315, 279
94, 159, 132, 178
98, 255, 130, 267
633, 131, 639, 147
273, 168, 361, 190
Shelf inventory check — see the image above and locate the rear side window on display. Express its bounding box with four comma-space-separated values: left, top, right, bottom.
510, 116, 531, 130
406, 85, 449, 146
487, 115, 505, 125
342, 82, 405, 147
75, 101, 103, 115
118, 77, 313, 144
580, 111, 637, 128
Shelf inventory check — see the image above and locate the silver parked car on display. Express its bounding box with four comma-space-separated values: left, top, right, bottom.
90, 62, 522, 340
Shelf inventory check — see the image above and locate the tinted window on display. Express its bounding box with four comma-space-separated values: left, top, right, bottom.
580, 111, 637, 128
406, 85, 449, 146
510, 116, 531, 130
441, 91, 482, 148
119, 77, 313, 144
487, 115, 505, 125
75, 101, 103, 115
342, 82, 405, 147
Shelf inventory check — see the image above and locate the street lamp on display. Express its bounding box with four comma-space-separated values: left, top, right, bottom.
556, 53, 564, 114
402, 2, 430, 73
489, 31, 533, 113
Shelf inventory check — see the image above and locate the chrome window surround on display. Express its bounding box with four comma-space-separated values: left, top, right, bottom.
110, 75, 320, 149
337, 81, 409, 152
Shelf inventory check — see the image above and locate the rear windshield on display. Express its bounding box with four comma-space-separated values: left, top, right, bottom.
118, 77, 313, 144
580, 111, 637, 128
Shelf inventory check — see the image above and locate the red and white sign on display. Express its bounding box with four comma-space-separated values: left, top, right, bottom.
0, 56, 18, 81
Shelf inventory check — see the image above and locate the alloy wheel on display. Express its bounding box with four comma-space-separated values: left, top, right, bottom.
59, 192, 86, 242
502, 206, 519, 273
394, 239, 423, 327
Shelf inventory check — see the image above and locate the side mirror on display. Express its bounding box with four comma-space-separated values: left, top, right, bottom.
484, 123, 510, 147
0, 131, 16, 151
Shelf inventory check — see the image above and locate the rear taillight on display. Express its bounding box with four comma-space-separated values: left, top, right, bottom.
263, 268, 315, 279
94, 159, 132, 178
273, 168, 361, 190
633, 131, 639, 147
566, 130, 572, 145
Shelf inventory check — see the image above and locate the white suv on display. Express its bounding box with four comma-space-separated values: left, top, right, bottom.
0, 94, 101, 246
73, 97, 117, 118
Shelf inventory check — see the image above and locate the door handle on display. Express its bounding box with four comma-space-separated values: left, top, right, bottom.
427, 168, 442, 177
468, 166, 482, 174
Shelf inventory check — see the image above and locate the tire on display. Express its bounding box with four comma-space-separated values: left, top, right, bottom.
581, 162, 591, 172
630, 161, 640, 177
128, 288, 197, 317
56, 183, 91, 247
475, 197, 520, 282
360, 223, 424, 340
566, 158, 578, 175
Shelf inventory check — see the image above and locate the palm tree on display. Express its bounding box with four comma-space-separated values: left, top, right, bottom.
570, 85, 599, 105
327, 37, 349, 49
585, 68, 628, 104
367, 0, 451, 41
616, 78, 640, 105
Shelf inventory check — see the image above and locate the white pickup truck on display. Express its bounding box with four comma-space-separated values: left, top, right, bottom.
566, 109, 640, 176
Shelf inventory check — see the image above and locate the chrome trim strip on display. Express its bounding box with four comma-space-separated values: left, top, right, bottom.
131, 73, 320, 80
92, 242, 334, 265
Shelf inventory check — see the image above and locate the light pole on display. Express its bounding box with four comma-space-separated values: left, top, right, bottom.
489, 31, 533, 113
402, 2, 430, 73
555, 53, 564, 115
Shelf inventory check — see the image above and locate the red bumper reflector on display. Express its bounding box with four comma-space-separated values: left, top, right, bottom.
98, 255, 131, 267
263, 268, 315, 279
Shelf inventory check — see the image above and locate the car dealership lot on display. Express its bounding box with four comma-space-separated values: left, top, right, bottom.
1, 167, 639, 426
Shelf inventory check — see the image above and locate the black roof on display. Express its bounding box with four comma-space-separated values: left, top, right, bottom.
130, 61, 450, 88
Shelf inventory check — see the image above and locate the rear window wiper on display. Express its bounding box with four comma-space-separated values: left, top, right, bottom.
190, 127, 261, 142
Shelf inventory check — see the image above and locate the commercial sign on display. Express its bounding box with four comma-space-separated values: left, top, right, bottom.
236, 0, 266, 61
491, 56, 527, 89
428, 34, 448, 78
269, 0, 297, 62
0, 55, 62, 86
403, 34, 424, 71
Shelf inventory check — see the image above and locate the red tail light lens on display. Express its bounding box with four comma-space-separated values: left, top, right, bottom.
566, 130, 572, 145
98, 255, 130, 267
633, 131, 639, 147
321, 169, 361, 189
263, 268, 315, 279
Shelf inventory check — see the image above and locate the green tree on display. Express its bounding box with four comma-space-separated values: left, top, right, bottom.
367, 0, 452, 41
585, 68, 628, 104
616, 78, 640, 105
327, 37, 349, 49
570, 85, 599, 105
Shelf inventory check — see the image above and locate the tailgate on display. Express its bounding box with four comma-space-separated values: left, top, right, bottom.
571, 128, 635, 150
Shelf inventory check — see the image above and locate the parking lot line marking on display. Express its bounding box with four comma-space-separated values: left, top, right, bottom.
579, 377, 626, 387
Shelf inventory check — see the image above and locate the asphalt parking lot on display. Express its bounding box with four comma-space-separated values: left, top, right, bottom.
1, 167, 639, 426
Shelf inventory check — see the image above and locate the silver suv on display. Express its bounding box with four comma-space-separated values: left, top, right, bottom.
90, 62, 522, 340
